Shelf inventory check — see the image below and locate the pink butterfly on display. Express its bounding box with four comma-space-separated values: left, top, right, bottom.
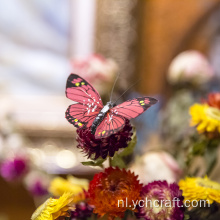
65, 74, 158, 138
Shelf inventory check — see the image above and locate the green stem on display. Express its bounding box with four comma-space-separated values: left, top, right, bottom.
109, 157, 112, 167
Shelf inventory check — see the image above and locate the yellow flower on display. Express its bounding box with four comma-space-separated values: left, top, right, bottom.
179, 176, 220, 205
31, 192, 74, 220
49, 176, 88, 202
190, 103, 220, 134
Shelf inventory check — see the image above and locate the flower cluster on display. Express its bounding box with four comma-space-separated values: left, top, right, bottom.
86, 167, 184, 220
190, 92, 220, 138
31, 167, 185, 220
30, 64, 220, 220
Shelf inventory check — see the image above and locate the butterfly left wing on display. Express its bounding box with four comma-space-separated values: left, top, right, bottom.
66, 73, 103, 107
66, 103, 101, 129
110, 97, 158, 120
94, 113, 125, 138
65, 74, 103, 129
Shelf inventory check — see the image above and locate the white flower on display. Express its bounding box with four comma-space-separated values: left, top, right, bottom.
130, 151, 181, 184
168, 50, 214, 85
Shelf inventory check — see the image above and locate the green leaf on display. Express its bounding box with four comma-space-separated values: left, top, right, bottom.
122, 210, 135, 220
110, 155, 126, 168
81, 158, 106, 167
184, 214, 190, 220
205, 142, 218, 175
192, 139, 207, 156
118, 129, 137, 157
111, 129, 137, 168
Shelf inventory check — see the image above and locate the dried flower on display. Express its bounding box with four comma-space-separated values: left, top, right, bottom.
179, 176, 220, 205
136, 181, 184, 220
49, 176, 88, 202
206, 92, 220, 110
76, 120, 133, 159
88, 167, 142, 218
190, 103, 220, 137
168, 50, 213, 85
0, 157, 28, 181
31, 192, 74, 220
70, 201, 94, 220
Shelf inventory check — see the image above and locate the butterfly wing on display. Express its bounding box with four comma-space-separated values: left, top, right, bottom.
66, 103, 101, 129
94, 97, 158, 138
94, 113, 125, 138
65, 74, 103, 128
110, 97, 158, 120
66, 73, 103, 107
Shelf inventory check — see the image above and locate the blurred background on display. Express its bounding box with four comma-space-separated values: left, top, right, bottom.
1, 0, 220, 219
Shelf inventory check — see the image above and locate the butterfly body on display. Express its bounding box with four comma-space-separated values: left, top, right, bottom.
66, 74, 158, 139
91, 102, 116, 135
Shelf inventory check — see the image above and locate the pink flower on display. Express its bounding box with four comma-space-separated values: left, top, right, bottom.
24, 171, 50, 196
168, 50, 214, 85
28, 180, 48, 196
71, 54, 118, 95
0, 157, 28, 181
136, 181, 184, 220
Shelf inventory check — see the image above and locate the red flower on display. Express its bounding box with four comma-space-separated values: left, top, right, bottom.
88, 167, 142, 219
206, 92, 220, 110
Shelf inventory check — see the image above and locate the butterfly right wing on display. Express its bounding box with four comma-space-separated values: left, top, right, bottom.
65, 74, 103, 129
110, 97, 158, 120
94, 113, 126, 138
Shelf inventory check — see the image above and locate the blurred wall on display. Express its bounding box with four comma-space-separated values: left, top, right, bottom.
136, 0, 220, 95
0, 177, 35, 220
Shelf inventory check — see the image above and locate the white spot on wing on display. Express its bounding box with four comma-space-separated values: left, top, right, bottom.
92, 105, 97, 112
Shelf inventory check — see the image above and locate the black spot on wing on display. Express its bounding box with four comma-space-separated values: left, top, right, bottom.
66, 74, 88, 88
65, 106, 87, 129
136, 97, 158, 111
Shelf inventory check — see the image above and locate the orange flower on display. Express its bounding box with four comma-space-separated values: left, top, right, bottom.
88, 167, 142, 219
206, 92, 220, 110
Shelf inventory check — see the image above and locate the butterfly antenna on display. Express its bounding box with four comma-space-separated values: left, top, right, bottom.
110, 73, 120, 102
113, 79, 141, 104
